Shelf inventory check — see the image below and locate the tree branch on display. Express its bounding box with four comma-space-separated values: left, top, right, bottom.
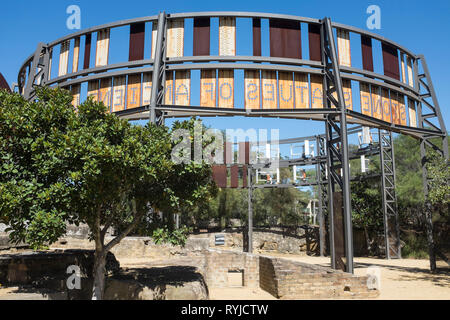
104, 199, 142, 252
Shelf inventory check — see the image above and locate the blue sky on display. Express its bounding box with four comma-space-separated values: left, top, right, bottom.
0, 0, 448, 144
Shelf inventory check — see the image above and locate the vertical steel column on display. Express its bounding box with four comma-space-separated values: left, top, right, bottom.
379, 129, 401, 259
317, 136, 327, 257
321, 17, 354, 273
149, 12, 167, 125
416, 55, 448, 271
248, 166, 253, 254
23, 42, 50, 101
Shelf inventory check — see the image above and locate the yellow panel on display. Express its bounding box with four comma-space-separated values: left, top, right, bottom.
294, 73, 309, 109
142, 73, 153, 105
219, 17, 236, 56
381, 88, 391, 123
408, 98, 417, 127
390, 91, 400, 125
244, 70, 260, 110
406, 57, 414, 87
278, 72, 294, 109
201, 70, 216, 107
72, 37, 80, 73
175, 71, 190, 106
337, 29, 351, 67
342, 79, 353, 111
112, 76, 126, 112
87, 80, 99, 101
99, 78, 112, 110
261, 71, 277, 109
360, 82, 372, 116
218, 70, 234, 108
310, 75, 323, 109
71, 84, 81, 108
371, 85, 383, 120
167, 19, 184, 58
127, 74, 142, 109
398, 94, 407, 126
151, 22, 157, 59
95, 29, 110, 67
165, 72, 174, 105
400, 53, 407, 84
58, 40, 70, 76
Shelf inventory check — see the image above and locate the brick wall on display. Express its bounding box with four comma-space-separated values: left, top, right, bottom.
259, 256, 379, 299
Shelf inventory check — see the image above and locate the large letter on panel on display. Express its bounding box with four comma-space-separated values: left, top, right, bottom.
218, 70, 234, 108
200, 70, 216, 107
262, 71, 277, 109
245, 70, 260, 110
294, 73, 309, 109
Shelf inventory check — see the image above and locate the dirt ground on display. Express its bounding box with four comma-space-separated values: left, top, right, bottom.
210, 253, 450, 300
1, 251, 448, 300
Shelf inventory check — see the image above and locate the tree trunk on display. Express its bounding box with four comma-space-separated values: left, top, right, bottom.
424, 202, 436, 272
92, 249, 107, 300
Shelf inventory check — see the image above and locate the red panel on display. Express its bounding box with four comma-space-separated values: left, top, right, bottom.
83, 33, 92, 70
242, 165, 248, 188
238, 142, 250, 164
129, 22, 146, 61
230, 165, 239, 188
361, 35, 374, 72
269, 19, 301, 59
253, 18, 261, 56
224, 142, 233, 164
0, 73, 11, 92
382, 42, 400, 80
308, 24, 322, 61
193, 18, 210, 56
212, 165, 227, 188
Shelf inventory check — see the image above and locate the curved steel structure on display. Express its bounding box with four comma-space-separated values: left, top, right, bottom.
16, 11, 448, 273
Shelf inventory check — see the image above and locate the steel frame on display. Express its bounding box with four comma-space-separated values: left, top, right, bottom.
416, 55, 449, 271
379, 129, 401, 259
15, 11, 448, 273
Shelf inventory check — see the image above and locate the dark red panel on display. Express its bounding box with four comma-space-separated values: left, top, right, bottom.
242, 165, 248, 188
212, 165, 227, 188
193, 18, 210, 56
83, 33, 92, 70
129, 22, 146, 61
269, 19, 301, 59
253, 18, 261, 56
230, 165, 239, 188
382, 42, 400, 80
308, 24, 322, 62
224, 142, 233, 164
361, 35, 374, 72
0, 73, 11, 92
238, 142, 250, 164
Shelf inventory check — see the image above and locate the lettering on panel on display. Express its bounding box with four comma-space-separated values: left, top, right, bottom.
112, 76, 126, 112
294, 73, 309, 109
278, 72, 294, 109
201, 70, 216, 107
310, 75, 323, 108
262, 71, 277, 109
127, 74, 142, 109
142, 73, 152, 105
360, 83, 372, 116
244, 70, 260, 110
218, 70, 234, 108
175, 71, 190, 106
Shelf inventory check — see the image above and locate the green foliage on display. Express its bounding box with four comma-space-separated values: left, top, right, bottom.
0, 88, 216, 251
152, 226, 191, 246
425, 150, 449, 207
351, 176, 383, 232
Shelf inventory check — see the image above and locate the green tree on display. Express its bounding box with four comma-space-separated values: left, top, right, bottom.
0, 88, 216, 299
